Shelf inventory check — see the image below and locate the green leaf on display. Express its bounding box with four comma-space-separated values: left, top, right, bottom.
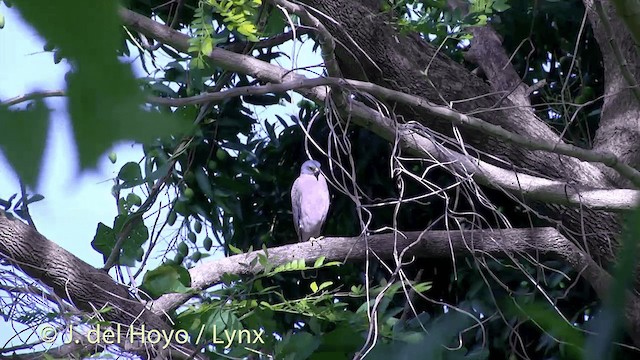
351, 285, 364, 295
193, 220, 202, 234
203, 236, 213, 251
144, 162, 172, 185
313, 256, 326, 268
260, 301, 273, 309
208, 308, 242, 335
492, 0, 511, 12
0, 100, 49, 187
91, 215, 149, 266
318, 281, 333, 291
195, 166, 213, 198
192, 251, 202, 262
310, 282, 318, 293
412, 281, 432, 293
167, 210, 178, 226
108, 152, 117, 164
323, 261, 342, 267
178, 241, 189, 256
13, 0, 186, 171
278, 332, 321, 360
26, 194, 45, 205
140, 264, 192, 299
91, 223, 117, 262
258, 253, 268, 268
317, 325, 362, 353
126, 193, 142, 207
118, 162, 143, 185
228, 243, 243, 254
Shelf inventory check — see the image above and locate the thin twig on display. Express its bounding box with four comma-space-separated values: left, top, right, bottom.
1, 90, 65, 106
222, 28, 311, 53
151, 76, 640, 188
18, 180, 37, 231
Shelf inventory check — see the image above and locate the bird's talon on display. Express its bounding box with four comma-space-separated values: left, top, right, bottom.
310, 236, 325, 246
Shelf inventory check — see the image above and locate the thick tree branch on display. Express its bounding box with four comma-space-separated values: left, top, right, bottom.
118, 8, 640, 211
585, 0, 640, 187
152, 77, 640, 190
594, 0, 640, 103
150, 227, 640, 346
0, 211, 203, 360
9, 79, 640, 190
465, 25, 532, 108
611, 0, 640, 47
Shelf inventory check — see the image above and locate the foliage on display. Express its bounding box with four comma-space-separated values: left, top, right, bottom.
188, 0, 262, 68
0, 0, 638, 359
393, 0, 603, 146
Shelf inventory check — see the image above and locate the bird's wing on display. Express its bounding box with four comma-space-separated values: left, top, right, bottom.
317, 175, 330, 228
291, 177, 303, 241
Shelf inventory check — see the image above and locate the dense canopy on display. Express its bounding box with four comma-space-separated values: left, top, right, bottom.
1, 0, 640, 359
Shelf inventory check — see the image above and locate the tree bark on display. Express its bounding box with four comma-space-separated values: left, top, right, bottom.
4, 1, 640, 356
297, 0, 627, 266
0, 211, 201, 360
584, 0, 640, 188
149, 227, 640, 346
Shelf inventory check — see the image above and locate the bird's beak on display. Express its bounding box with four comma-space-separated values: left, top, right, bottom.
313, 168, 320, 179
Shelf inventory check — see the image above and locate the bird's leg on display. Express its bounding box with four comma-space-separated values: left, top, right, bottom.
309, 236, 325, 247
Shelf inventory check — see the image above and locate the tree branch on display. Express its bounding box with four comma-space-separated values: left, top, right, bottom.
222, 28, 311, 53
466, 25, 532, 108
118, 8, 640, 211
1, 90, 65, 106
585, 0, 640, 188
594, 0, 640, 104
271, 0, 342, 78
8, 75, 640, 191
0, 211, 204, 360
151, 228, 577, 310
611, 0, 640, 47
150, 227, 640, 346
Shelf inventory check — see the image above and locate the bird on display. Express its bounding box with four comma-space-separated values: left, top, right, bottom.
291, 160, 330, 242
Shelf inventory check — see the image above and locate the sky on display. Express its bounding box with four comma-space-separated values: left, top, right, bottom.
0, 4, 319, 350
0, 5, 146, 348
0, 7, 123, 268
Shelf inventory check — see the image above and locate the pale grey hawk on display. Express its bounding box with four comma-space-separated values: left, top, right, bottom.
291, 160, 330, 242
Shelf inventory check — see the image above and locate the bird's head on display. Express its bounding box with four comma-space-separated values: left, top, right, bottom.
300, 160, 322, 179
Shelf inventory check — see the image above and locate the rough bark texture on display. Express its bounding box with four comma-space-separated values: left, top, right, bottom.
299, 0, 623, 266
120, 8, 640, 210
150, 227, 640, 345
585, 0, 640, 188
152, 227, 592, 312
4, 1, 640, 356
465, 26, 532, 108
4, 208, 640, 348
0, 211, 201, 359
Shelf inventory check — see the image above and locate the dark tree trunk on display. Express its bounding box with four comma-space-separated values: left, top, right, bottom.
299, 0, 627, 267
584, 0, 640, 188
